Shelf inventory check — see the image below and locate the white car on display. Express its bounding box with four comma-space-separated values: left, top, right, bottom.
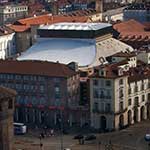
145, 134, 150, 141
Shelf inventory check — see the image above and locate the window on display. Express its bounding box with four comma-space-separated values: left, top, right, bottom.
105, 80, 111, 86
55, 86, 61, 99
134, 97, 139, 106
94, 102, 98, 111
106, 90, 111, 99
119, 89, 124, 98
119, 79, 123, 85
134, 84, 138, 92
119, 102, 124, 111
100, 90, 105, 98
142, 95, 145, 102
55, 87, 60, 92
141, 82, 144, 90
54, 78, 60, 83
93, 89, 99, 98
8, 99, 13, 109
93, 79, 98, 86
128, 99, 131, 106
105, 103, 111, 112
128, 86, 131, 94
40, 85, 44, 92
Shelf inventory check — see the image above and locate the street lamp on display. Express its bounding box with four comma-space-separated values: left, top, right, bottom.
98, 141, 101, 150
39, 135, 43, 150
59, 108, 64, 150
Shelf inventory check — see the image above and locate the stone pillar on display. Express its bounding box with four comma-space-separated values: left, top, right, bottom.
131, 110, 134, 124
137, 107, 141, 122
144, 106, 147, 120
0, 87, 16, 150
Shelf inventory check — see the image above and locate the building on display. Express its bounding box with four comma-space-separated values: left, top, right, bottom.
113, 19, 150, 49
9, 14, 89, 53
7, 24, 32, 54
0, 4, 28, 25
90, 50, 150, 131
0, 86, 16, 150
17, 22, 134, 71
0, 60, 89, 127
123, 2, 150, 22
0, 26, 16, 59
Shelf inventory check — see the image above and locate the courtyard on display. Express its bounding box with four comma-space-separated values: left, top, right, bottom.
14, 120, 150, 150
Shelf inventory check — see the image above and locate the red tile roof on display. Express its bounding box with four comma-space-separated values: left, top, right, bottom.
113, 19, 150, 48
7, 25, 30, 32
0, 60, 76, 78
114, 19, 145, 33
16, 14, 89, 26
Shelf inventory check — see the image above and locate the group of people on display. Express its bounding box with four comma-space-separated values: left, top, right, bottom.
40, 127, 55, 138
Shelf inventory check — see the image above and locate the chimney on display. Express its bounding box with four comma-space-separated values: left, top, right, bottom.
95, 0, 103, 13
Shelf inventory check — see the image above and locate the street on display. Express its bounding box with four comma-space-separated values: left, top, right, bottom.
14, 120, 150, 150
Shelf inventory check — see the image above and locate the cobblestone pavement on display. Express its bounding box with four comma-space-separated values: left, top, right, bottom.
14, 120, 150, 150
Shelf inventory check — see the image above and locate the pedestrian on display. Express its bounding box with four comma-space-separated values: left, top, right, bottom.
50, 129, 54, 136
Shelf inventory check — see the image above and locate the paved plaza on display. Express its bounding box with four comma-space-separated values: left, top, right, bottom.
14, 120, 150, 150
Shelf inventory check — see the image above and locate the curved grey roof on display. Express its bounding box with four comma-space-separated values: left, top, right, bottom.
18, 37, 134, 68
18, 38, 96, 67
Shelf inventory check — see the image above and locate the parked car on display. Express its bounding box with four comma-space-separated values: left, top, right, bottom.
73, 134, 84, 139
145, 134, 150, 141
85, 134, 96, 141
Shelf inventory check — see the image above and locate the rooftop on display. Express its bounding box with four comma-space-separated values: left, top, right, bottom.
15, 14, 89, 26
18, 37, 133, 68
0, 60, 76, 78
111, 51, 136, 58
39, 22, 112, 31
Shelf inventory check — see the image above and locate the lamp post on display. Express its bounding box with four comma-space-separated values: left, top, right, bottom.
98, 141, 101, 150
59, 108, 64, 150
39, 135, 43, 150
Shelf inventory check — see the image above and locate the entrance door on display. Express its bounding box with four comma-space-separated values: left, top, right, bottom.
128, 110, 132, 125
119, 115, 124, 129
100, 116, 107, 131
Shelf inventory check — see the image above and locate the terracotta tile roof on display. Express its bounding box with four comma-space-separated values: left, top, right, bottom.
128, 65, 150, 82
15, 14, 89, 26
113, 19, 150, 48
113, 19, 145, 33
0, 60, 76, 78
7, 24, 30, 32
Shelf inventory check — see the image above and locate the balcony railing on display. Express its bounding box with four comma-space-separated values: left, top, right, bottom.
92, 109, 113, 114
115, 108, 127, 115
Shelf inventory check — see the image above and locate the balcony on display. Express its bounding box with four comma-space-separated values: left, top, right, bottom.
115, 108, 127, 115
92, 109, 113, 114
134, 103, 140, 108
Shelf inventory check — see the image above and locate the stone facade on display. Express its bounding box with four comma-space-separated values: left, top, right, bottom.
90, 50, 150, 131
0, 87, 16, 150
